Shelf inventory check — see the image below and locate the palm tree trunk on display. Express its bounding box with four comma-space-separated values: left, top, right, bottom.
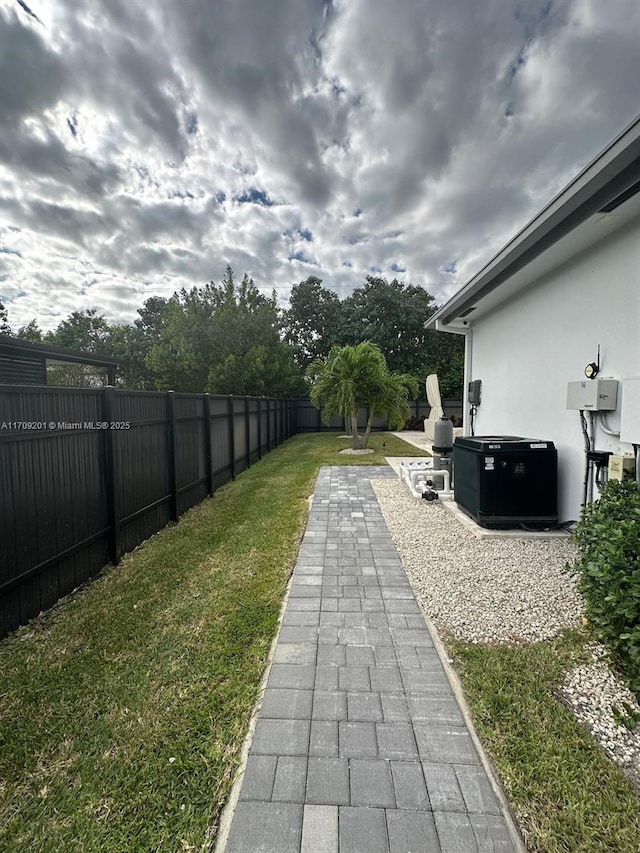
362, 413, 374, 449
350, 411, 360, 449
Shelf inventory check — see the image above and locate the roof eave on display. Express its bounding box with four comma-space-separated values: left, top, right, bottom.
427, 113, 640, 330
0, 334, 119, 368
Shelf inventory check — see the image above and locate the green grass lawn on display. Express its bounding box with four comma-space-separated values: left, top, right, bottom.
0, 432, 419, 853
448, 630, 640, 852
2, 431, 639, 852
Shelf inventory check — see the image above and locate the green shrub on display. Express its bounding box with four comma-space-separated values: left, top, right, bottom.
567, 478, 640, 697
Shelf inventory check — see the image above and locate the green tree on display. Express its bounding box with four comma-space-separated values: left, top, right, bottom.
308, 342, 415, 449
43, 309, 112, 386
147, 266, 305, 395
121, 295, 174, 388
15, 319, 43, 342
337, 277, 435, 372
107, 323, 156, 390
135, 296, 170, 340
146, 288, 219, 392
329, 276, 464, 398
361, 371, 419, 447
0, 301, 10, 335
283, 276, 343, 369
46, 309, 111, 353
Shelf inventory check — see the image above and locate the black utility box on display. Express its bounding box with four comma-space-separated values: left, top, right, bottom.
453, 436, 558, 529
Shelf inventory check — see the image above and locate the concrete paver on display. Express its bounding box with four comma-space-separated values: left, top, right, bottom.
220, 466, 521, 853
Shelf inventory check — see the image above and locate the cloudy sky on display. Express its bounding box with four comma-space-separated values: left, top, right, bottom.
1, 0, 639, 332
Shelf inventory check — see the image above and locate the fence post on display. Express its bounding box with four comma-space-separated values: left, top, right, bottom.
266, 398, 271, 452
204, 393, 213, 496
257, 398, 262, 459
167, 391, 179, 523
102, 385, 121, 565
317, 402, 322, 431
245, 396, 251, 467
273, 399, 278, 447
228, 395, 236, 480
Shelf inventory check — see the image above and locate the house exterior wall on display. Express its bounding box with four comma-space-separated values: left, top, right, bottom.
467, 215, 640, 522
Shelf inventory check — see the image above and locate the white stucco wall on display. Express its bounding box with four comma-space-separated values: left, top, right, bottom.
468, 215, 640, 522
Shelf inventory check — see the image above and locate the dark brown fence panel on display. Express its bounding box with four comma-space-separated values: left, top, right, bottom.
0, 386, 297, 638
294, 398, 345, 432
294, 398, 462, 432
265, 399, 273, 450
441, 397, 463, 423
232, 396, 248, 476
248, 398, 260, 464
287, 400, 294, 439
113, 391, 172, 556
1, 388, 462, 638
295, 398, 321, 432
174, 394, 208, 517
0, 386, 110, 637
209, 395, 232, 490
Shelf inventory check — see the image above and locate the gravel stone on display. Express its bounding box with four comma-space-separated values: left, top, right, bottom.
371, 478, 640, 792
370, 479, 582, 644
558, 643, 640, 790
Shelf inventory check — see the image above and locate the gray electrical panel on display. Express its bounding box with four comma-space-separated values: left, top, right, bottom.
620, 378, 640, 443
566, 379, 618, 411
467, 380, 482, 405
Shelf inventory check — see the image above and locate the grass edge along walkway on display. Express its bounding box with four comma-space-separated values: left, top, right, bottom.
0, 432, 418, 853
448, 630, 640, 853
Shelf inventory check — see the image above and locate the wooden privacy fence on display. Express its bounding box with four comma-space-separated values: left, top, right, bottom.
0, 385, 295, 638
0, 388, 461, 638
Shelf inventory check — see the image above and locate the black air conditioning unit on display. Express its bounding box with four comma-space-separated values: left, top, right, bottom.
453, 436, 558, 529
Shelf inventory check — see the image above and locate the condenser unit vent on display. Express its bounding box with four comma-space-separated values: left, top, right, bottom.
453, 436, 558, 529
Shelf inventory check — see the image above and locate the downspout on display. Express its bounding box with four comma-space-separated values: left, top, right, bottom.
435, 320, 472, 435
462, 325, 473, 436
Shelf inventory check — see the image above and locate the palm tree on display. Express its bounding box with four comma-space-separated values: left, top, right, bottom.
308, 342, 417, 449
361, 371, 419, 448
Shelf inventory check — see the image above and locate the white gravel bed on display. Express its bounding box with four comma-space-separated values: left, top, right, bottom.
559, 644, 640, 790
371, 479, 582, 643
371, 478, 640, 790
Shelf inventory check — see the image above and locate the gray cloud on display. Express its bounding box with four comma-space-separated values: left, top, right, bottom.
1, 0, 640, 332
0, 8, 67, 121
0, 130, 122, 197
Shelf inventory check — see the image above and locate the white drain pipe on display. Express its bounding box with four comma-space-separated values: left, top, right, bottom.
409, 467, 452, 499
403, 466, 453, 500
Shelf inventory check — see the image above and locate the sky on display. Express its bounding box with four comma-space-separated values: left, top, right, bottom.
1, 0, 640, 333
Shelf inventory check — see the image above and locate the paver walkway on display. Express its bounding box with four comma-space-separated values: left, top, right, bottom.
220, 466, 520, 853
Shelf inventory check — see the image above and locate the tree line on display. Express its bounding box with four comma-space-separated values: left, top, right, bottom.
0, 267, 463, 397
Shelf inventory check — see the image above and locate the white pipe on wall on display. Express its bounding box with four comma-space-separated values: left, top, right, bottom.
463, 327, 473, 436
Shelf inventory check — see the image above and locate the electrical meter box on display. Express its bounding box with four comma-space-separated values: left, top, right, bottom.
467, 380, 482, 405
566, 379, 618, 411
453, 436, 558, 529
